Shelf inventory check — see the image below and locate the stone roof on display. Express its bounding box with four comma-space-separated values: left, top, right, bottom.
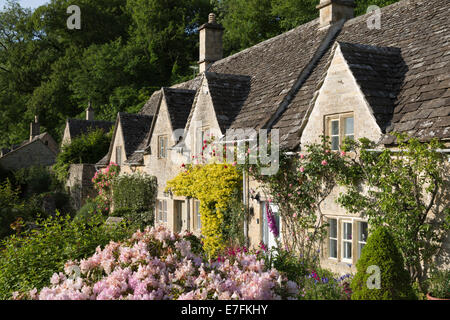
139, 90, 162, 116
123, 78, 203, 165
272, 0, 449, 148
163, 88, 196, 131
338, 42, 405, 133
97, 113, 153, 166
114, 0, 449, 166
66, 119, 114, 141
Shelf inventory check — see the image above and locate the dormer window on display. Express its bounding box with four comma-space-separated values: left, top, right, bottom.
158, 135, 168, 158
116, 146, 122, 165
325, 113, 354, 151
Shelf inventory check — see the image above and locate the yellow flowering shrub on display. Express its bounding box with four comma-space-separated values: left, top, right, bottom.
166, 163, 241, 258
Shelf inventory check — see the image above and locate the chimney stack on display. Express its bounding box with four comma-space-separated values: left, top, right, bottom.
30, 115, 40, 141
316, 0, 355, 30
198, 13, 224, 73
86, 101, 94, 121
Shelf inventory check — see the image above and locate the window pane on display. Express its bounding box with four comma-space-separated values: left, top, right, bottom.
343, 222, 352, 240
329, 219, 337, 238
331, 120, 339, 135
359, 243, 365, 258
329, 239, 337, 258
359, 222, 368, 243
345, 117, 354, 135
344, 242, 352, 259
331, 136, 340, 151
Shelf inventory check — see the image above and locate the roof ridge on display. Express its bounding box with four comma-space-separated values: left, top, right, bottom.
211, 18, 321, 69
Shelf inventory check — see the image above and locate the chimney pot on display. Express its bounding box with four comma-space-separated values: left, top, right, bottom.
316, 0, 355, 30
86, 101, 94, 121
208, 13, 216, 24
30, 115, 40, 141
198, 13, 224, 73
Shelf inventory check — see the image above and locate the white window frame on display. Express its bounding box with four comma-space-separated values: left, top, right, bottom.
325, 113, 354, 151
195, 200, 201, 230
328, 218, 338, 260
158, 136, 168, 159
116, 146, 122, 165
358, 221, 368, 258
341, 220, 353, 263
157, 199, 167, 223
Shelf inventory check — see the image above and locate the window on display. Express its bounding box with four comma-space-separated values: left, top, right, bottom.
195, 200, 201, 230
157, 199, 167, 223
158, 136, 168, 158
116, 146, 122, 165
328, 218, 338, 259
325, 113, 354, 151
342, 221, 352, 263
358, 221, 368, 258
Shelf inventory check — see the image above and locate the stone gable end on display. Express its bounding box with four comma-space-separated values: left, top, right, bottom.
301, 44, 382, 147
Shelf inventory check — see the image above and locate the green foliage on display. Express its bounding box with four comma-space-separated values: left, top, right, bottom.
339, 134, 450, 282
351, 227, 416, 300
74, 198, 99, 222
54, 128, 112, 183
113, 208, 154, 230
0, 179, 26, 239
426, 269, 450, 299
248, 137, 356, 262
222, 189, 245, 247
112, 172, 157, 214
13, 166, 61, 196
0, 212, 136, 299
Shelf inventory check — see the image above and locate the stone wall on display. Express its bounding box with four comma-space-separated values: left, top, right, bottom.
66, 164, 97, 211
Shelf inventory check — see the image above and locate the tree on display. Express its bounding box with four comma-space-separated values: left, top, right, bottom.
53, 128, 113, 182
339, 134, 450, 284
351, 226, 416, 300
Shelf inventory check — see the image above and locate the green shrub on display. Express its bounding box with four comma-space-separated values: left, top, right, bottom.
0, 180, 27, 239
112, 172, 157, 221
426, 269, 450, 299
74, 198, 99, 222
351, 226, 416, 300
13, 166, 61, 196
113, 207, 154, 230
0, 213, 136, 299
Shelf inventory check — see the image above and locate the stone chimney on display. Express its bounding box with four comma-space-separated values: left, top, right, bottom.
30, 115, 40, 141
86, 101, 94, 121
198, 13, 224, 73
316, 0, 355, 30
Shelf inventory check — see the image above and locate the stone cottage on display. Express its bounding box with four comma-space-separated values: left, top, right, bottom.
100, 0, 449, 274
63, 104, 115, 209
0, 116, 59, 171
62, 104, 114, 146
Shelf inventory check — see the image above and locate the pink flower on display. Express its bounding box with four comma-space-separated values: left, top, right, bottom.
341, 151, 346, 157
321, 160, 328, 166
300, 167, 305, 173
300, 154, 305, 159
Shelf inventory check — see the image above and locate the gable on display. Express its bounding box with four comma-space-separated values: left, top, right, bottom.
110, 120, 126, 165
301, 43, 383, 147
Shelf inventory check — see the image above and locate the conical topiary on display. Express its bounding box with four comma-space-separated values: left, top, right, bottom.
351, 226, 416, 300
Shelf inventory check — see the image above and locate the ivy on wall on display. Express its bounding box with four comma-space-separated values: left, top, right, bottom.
166, 163, 242, 258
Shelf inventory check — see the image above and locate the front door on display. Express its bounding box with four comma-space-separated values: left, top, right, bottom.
262, 202, 280, 249
174, 200, 184, 233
